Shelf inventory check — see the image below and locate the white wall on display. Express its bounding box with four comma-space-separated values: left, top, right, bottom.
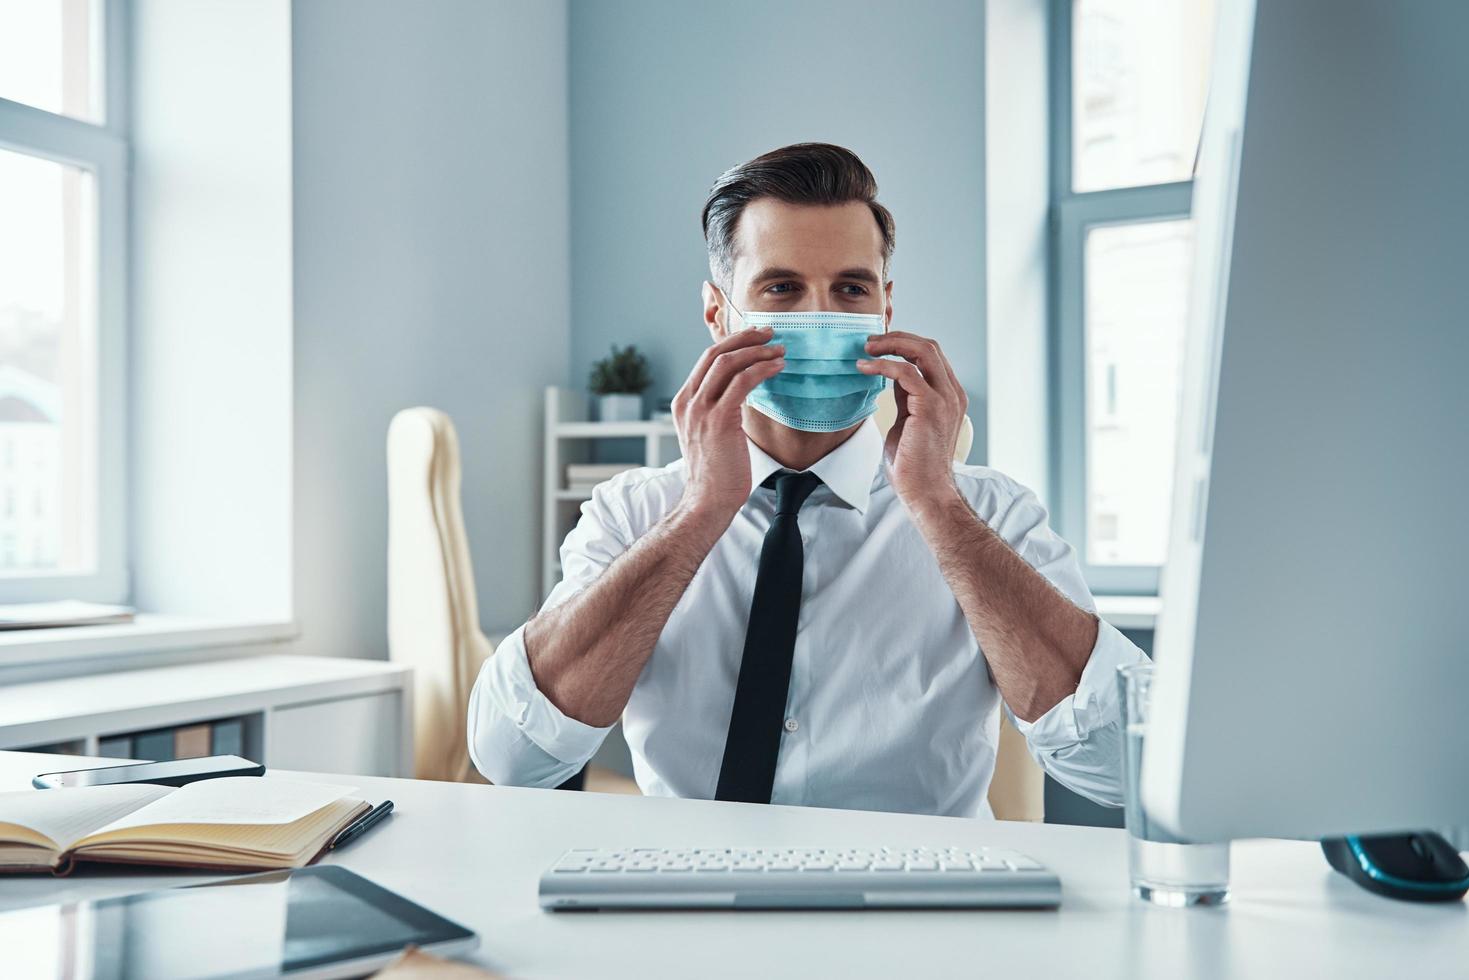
130, 0, 294, 622
290, 0, 571, 656
985, 0, 1051, 503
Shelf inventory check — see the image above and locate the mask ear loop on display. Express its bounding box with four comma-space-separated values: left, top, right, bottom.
714, 284, 749, 335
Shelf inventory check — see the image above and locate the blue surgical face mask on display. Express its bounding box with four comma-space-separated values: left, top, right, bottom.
720, 291, 889, 433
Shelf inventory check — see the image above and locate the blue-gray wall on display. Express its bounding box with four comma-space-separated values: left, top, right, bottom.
292, 0, 570, 658
569, 0, 988, 457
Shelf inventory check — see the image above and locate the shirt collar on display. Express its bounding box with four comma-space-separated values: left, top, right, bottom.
744, 418, 884, 515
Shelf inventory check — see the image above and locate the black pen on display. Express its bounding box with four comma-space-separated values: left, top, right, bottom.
330, 800, 394, 850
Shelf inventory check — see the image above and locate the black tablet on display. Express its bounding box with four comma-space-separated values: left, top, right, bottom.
0, 865, 478, 979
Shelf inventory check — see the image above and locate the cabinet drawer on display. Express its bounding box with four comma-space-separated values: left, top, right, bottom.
268, 692, 401, 776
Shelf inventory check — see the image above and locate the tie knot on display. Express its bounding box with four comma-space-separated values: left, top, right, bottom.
764, 470, 823, 516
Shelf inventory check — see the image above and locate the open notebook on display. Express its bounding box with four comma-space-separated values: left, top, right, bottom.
0, 778, 369, 875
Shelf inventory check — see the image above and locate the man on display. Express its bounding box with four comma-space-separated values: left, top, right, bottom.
468, 143, 1145, 816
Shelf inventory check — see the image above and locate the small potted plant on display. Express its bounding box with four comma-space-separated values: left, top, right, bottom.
588, 344, 652, 422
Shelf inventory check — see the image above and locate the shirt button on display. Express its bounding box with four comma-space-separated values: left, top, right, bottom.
784, 718, 799, 733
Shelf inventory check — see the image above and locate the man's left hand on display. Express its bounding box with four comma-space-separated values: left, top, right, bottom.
857, 331, 967, 512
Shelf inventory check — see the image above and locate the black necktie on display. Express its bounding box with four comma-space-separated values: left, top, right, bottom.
715, 470, 823, 804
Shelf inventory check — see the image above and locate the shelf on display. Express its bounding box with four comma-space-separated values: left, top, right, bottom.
544, 388, 682, 600
554, 420, 676, 438
1093, 595, 1161, 630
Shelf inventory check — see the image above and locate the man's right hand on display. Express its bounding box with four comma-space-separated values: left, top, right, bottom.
672, 325, 784, 522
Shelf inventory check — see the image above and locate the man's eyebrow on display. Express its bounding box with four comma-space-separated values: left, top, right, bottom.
749, 266, 805, 284
748, 266, 882, 284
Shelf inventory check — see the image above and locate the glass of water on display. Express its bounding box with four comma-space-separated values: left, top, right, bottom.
1118, 662, 1230, 906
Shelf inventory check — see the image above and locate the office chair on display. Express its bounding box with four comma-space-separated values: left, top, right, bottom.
386, 408, 489, 784
387, 407, 598, 790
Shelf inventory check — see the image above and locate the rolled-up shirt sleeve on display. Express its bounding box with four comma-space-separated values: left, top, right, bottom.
981, 477, 1149, 807
466, 624, 613, 788
466, 479, 634, 787
1008, 619, 1143, 806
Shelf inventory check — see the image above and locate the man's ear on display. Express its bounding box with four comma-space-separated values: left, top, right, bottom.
883, 280, 895, 330
701, 280, 729, 342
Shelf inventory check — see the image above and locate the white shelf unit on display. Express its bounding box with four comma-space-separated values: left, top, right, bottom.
542, 386, 679, 598
0, 655, 414, 778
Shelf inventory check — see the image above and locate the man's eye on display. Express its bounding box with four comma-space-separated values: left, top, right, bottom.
839, 284, 870, 296
766, 282, 799, 295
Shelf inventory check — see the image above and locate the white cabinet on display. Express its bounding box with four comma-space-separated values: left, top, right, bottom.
0, 655, 414, 778
267, 692, 403, 777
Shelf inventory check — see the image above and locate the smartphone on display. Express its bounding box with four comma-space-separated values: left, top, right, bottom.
32, 754, 265, 789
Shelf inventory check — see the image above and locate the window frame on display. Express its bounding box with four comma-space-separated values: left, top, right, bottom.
1048, 0, 1194, 596
0, 0, 129, 604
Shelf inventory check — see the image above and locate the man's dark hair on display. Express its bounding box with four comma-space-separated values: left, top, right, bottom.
701, 143, 896, 289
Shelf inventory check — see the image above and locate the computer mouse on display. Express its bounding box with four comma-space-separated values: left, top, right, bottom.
1321, 832, 1469, 903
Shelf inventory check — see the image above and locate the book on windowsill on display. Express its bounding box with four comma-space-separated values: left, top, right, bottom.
0, 601, 136, 631
0, 777, 369, 876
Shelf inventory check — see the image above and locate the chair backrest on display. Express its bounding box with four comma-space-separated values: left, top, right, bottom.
869, 389, 1045, 821
386, 407, 492, 782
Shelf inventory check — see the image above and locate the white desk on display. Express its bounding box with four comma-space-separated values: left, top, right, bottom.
2, 751, 1464, 979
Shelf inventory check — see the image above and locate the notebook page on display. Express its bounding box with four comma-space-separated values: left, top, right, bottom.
77, 798, 366, 863
92, 778, 355, 834
0, 784, 172, 850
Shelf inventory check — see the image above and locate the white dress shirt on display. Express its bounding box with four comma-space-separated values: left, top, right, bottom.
468, 419, 1146, 817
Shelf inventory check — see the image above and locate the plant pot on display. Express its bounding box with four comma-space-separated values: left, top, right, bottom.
598, 393, 643, 422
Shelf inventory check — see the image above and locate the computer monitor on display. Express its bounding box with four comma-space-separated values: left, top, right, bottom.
1142, 0, 1469, 841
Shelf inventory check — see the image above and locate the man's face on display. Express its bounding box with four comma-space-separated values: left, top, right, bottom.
707, 198, 893, 339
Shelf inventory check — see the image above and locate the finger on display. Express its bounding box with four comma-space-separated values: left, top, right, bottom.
681, 325, 775, 399
697, 344, 786, 404
883, 330, 962, 395
863, 333, 956, 396
718, 356, 786, 411
855, 358, 936, 403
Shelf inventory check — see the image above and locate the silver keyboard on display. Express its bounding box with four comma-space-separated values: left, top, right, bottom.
539, 845, 1061, 910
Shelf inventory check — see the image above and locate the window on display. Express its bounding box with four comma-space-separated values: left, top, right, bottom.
0, 1, 127, 603
1051, 0, 1216, 593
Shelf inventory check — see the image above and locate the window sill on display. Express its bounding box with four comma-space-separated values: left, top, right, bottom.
0, 615, 298, 668
1093, 594, 1160, 630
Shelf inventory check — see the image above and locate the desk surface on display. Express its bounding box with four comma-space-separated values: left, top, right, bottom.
2, 751, 1464, 979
